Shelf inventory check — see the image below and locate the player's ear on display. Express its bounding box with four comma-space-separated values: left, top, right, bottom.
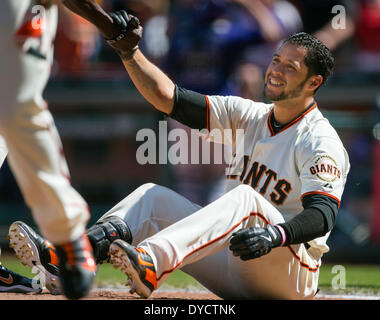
308, 75, 323, 92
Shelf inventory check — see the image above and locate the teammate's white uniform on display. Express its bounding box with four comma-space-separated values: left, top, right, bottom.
0, 0, 89, 243
100, 96, 349, 299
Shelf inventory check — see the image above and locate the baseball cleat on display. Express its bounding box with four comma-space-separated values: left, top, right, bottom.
109, 240, 157, 298
0, 263, 42, 293
8, 221, 61, 295
55, 234, 96, 300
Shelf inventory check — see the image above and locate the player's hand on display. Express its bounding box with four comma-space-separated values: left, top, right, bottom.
60, 1, 142, 59
105, 10, 143, 60
229, 225, 283, 261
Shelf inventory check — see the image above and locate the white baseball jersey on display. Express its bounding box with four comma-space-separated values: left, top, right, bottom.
204, 95, 350, 254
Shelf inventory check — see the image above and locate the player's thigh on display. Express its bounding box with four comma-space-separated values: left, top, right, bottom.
180, 187, 317, 299
180, 247, 279, 299
230, 245, 319, 299
182, 245, 318, 300
180, 248, 250, 299
99, 183, 202, 245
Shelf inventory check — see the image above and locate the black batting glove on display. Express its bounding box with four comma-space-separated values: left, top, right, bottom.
105, 10, 142, 60
229, 225, 283, 261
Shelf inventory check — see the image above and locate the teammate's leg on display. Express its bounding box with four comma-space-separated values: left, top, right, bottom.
0, 137, 44, 294
0, 104, 96, 299
0, 136, 7, 167
0, 106, 89, 243
0, 0, 95, 299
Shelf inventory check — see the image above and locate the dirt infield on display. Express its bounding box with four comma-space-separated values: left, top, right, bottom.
0, 288, 221, 300
0, 288, 379, 300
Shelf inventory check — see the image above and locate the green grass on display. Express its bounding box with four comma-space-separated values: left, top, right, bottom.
0, 253, 205, 290
95, 263, 205, 289
318, 263, 380, 294
2, 254, 379, 295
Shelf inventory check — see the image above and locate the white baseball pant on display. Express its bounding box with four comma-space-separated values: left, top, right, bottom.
0, 1, 90, 244
0, 102, 90, 244
0, 137, 7, 168
99, 183, 320, 299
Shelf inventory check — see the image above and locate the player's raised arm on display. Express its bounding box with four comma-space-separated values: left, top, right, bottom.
60, 0, 175, 114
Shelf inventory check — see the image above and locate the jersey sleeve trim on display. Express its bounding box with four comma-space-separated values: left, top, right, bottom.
204, 94, 211, 132
301, 191, 341, 208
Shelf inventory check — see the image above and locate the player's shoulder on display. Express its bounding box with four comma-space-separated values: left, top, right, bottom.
296, 108, 350, 176
301, 107, 341, 141
207, 94, 272, 118
225, 96, 272, 116
297, 107, 346, 154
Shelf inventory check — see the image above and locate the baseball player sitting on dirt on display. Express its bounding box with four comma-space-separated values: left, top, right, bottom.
9, 0, 349, 299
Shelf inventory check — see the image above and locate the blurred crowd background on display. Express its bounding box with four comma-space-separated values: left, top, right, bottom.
1, 0, 380, 263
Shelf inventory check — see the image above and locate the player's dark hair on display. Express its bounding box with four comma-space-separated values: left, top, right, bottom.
282, 32, 334, 93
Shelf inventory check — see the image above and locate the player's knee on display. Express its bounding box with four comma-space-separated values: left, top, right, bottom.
234, 184, 263, 205
135, 183, 158, 194
235, 184, 258, 196
135, 183, 168, 203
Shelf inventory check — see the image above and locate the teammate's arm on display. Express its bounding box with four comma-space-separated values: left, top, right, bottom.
61, 0, 115, 38
60, 0, 176, 114
61, 1, 214, 128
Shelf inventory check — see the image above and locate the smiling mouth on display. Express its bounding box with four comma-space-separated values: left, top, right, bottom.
267, 77, 286, 88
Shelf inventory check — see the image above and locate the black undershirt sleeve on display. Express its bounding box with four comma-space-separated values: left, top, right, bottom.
277, 194, 339, 246
168, 85, 208, 130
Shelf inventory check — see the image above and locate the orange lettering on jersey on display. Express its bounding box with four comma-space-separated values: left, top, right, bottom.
309, 155, 341, 182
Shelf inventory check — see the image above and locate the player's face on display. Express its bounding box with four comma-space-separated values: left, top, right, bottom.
264, 43, 311, 102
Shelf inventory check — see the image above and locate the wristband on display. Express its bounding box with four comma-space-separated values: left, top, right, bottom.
275, 225, 286, 246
